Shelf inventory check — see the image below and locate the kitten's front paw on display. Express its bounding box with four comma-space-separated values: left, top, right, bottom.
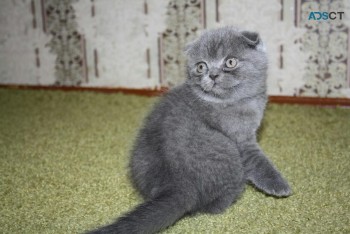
249, 173, 292, 197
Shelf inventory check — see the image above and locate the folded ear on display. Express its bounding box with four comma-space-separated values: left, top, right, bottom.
183, 43, 192, 54
241, 31, 260, 47
183, 40, 197, 55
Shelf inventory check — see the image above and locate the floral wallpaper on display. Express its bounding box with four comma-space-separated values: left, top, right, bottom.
0, 0, 349, 98
299, 0, 349, 97
161, 0, 204, 87
45, 0, 86, 86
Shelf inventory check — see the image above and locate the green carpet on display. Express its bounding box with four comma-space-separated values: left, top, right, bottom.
0, 88, 349, 234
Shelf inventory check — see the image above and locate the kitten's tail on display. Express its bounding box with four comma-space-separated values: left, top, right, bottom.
87, 190, 189, 234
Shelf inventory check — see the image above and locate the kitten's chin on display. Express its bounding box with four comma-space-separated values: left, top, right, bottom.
200, 81, 239, 94
191, 85, 238, 104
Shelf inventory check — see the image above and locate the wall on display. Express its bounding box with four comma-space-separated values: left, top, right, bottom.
0, 0, 349, 99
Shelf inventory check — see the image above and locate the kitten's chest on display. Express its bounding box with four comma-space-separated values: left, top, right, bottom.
207, 99, 265, 140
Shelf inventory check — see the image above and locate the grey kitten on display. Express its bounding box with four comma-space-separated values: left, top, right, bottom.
88, 27, 291, 234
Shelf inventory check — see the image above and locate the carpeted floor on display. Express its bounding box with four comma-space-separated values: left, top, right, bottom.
0, 88, 349, 234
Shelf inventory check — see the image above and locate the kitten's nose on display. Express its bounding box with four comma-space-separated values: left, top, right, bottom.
209, 73, 219, 81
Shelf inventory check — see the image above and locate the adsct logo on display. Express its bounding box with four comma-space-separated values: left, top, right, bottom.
308, 11, 344, 20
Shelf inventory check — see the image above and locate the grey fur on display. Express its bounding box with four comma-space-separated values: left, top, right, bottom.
88, 27, 291, 234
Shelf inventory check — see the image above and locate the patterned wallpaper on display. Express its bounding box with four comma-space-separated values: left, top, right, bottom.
0, 0, 349, 98
44, 0, 86, 86
299, 0, 349, 97
161, 0, 203, 87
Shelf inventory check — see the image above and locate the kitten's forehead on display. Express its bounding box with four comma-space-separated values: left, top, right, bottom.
189, 28, 245, 61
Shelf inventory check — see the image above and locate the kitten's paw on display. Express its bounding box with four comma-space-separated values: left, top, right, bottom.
263, 177, 292, 197
249, 173, 292, 197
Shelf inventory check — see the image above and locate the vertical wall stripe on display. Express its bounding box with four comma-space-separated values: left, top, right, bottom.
31, 0, 37, 29
91, 0, 95, 17
158, 36, 164, 85
348, 29, 350, 88
294, 0, 298, 26
146, 48, 151, 78
94, 49, 99, 78
35, 48, 40, 68
144, 0, 150, 79
279, 0, 284, 69
41, 0, 47, 33
295, 0, 301, 27
144, 0, 148, 14
202, 0, 206, 28
215, 0, 219, 22
280, 0, 284, 21
82, 37, 88, 83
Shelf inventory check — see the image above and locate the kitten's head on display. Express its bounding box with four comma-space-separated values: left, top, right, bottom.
185, 27, 268, 103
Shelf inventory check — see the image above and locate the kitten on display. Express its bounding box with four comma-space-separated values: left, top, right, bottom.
88, 26, 291, 234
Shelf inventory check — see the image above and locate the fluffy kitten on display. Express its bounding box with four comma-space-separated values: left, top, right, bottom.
88, 27, 291, 234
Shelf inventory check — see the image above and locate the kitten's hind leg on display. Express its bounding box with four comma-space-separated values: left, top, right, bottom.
240, 142, 292, 197
201, 194, 237, 214
201, 186, 245, 214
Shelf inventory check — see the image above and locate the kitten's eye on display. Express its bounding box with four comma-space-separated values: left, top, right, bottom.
225, 58, 237, 68
196, 62, 207, 74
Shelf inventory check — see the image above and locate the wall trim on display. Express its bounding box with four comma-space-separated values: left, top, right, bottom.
1, 84, 349, 106
0, 84, 167, 97
268, 95, 350, 106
